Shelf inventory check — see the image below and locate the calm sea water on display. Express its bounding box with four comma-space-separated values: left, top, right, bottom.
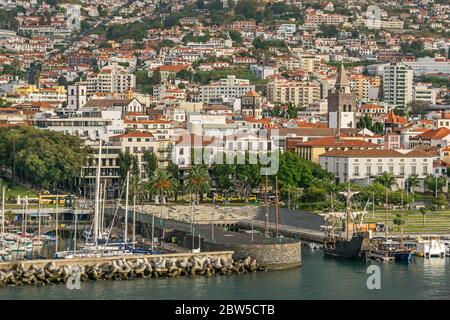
1, 249, 450, 300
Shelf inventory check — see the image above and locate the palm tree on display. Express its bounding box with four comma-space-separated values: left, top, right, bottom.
420, 207, 427, 227
146, 169, 177, 242
184, 165, 212, 204
408, 175, 420, 195
375, 172, 397, 191
147, 169, 176, 201
129, 174, 143, 247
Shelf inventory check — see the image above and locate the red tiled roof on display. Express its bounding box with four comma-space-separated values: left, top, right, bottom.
411, 127, 450, 140
320, 149, 433, 158
111, 132, 154, 139
295, 137, 379, 148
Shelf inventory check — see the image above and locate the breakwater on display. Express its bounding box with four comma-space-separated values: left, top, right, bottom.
0, 251, 267, 287
107, 208, 302, 269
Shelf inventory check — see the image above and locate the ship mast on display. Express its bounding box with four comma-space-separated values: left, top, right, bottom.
338, 184, 358, 240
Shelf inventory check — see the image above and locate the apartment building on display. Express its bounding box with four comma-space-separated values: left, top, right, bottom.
35, 109, 125, 141
198, 75, 255, 103
383, 62, 414, 110
81, 65, 136, 95
266, 79, 321, 107
413, 83, 437, 104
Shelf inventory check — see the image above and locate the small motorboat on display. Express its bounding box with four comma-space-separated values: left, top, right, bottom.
417, 238, 446, 258
308, 242, 320, 250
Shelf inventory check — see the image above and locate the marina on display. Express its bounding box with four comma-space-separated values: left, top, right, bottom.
2, 250, 450, 300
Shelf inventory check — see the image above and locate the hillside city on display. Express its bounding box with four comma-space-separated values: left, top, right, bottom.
0, 0, 449, 226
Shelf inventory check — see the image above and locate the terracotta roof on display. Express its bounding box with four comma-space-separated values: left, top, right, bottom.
385, 110, 409, 125
243, 90, 261, 97
158, 65, 189, 72
295, 137, 380, 148
267, 127, 357, 137
175, 134, 215, 146
83, 99, 133, 109
111, 132, 154, 139
411, 127, 450, 140
320, 149, 433, 158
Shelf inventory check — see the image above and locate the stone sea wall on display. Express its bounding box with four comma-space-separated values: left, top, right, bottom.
201, 241, 302, 270
0, 252, 268, 287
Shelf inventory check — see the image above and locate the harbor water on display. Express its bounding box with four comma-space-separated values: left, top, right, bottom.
1, 249, 450, 299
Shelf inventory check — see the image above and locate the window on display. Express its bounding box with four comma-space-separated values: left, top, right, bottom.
354, 166, 359, 176
400, 166, 405, 175
179, 148, 184, 155
378, 166, 382, 174
423, 166, 428, 175
412, 166, 416, 175
366, 166, 371, 176
389, 166, 394, 174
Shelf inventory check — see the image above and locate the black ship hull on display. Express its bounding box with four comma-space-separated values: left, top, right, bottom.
323, 233, 371, 260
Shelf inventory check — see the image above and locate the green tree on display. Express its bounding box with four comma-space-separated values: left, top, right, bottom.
184, 165, 212, 203
117, 151, 139, 182
0, 126, 88, 190
277, 152, 331, 190
374, 172, 397, 190
228, 30, 243, 45
393, 213, 405, 233
235, 0, 258, 19
300, 185, 327, 203
167, 162, 181, 201
425, 175, 446, 195
142, 150, 158, 179
420, 207, 427, 227
407, 175, 420, 195
146, 169, 176, 201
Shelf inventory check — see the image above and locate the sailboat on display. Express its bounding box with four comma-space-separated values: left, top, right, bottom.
323, 186, 372, 260
0, 186, 12, 261
54, 141, 132, 259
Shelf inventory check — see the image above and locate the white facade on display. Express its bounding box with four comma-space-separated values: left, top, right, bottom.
36, 109, 125, 142
67, 85, 87, 110
383, 63, 414, 109
319, 150, 434, 185
198, 75, 255, 103
414, 84, 437, 104
404, 57, 450, 76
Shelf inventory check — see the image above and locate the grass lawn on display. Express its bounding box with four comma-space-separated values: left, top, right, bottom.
4, 184, 38, 199
365, 209, 450, 234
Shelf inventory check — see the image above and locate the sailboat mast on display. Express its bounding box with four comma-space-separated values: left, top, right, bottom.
275, 175, 279, 238
133, 192, 136, 249
385, 188, 388, 240
94, 141, 102, 248
102, 182, 107, 235
38, 193, 41, 238
25, 196, 28, 234
346, 186, 350, 240
74, 202, 77, 251
55, 194, 59, 253
264, 174, 268, 237
124, 171, 130, 245
1, 186, 5, 238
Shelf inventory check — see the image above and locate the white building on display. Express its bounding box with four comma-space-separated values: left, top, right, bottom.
198, 75, 255, 103
383, 63, 414, 110
319, 149, 434, 185
404, 57, 450, 76
35, 109, 125, 142
414, 83, 437, 104
80, 65, 136, 95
